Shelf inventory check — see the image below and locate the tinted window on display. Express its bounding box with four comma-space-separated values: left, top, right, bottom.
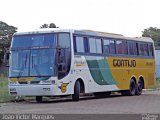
103, 39, 110, 54
75, 36, 85, 53
73, 36, 77, 52
89, 38, 96, 53
84, 37, 89, 52
149, 43, 154, 57
89, 38, 102, 54
110, 40, 116, 54
58, 33, 70, 48
143, 43, 149, 56
139, 43, 149, 56
128, 41, 137, 55
96, 39, 102, 54
116, 40, 128, 54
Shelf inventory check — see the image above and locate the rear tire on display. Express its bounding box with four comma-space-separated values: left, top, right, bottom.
36, 96, 43, 103
72, 81, 80, 101
136, 80, 144, 95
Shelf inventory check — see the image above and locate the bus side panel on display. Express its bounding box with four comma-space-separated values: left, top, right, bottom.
84, 56, 119, 92
107, 57, 156, 90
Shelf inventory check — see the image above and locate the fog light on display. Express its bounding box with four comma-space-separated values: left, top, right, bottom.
10, 92, 17, 96
9, 81, 17, 84
52, 80, 55, 84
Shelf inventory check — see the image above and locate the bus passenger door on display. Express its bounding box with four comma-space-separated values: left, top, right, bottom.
57, 48, 67, 79
57, 33, 71, 80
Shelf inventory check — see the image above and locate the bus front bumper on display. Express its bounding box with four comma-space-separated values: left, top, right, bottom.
8, 84, 59, 96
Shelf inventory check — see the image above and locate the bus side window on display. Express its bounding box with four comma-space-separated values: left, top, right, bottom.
74, 36, 85, 53
103, 39, 110, 55
128, 41, 137, 56
144, 43, 149, 56
89, 38, 96, 53
96, 39, 102, 54
84, 37, 89, 53
149, 43, 154, 57
109, 40, 116, 54
73, 36, 77, 52
116, 40, 128, 55
139, 43, 144, 56
136, 43, 139, 56
139, 42, 149, 56
88, 38, 102, 54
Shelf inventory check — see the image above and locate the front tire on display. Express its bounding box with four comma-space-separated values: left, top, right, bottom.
121, 79, 137, 96
129, 79, 137, 96
72, 81, 80, 101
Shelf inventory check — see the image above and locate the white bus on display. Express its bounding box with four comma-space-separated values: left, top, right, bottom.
8, 29, 156, 102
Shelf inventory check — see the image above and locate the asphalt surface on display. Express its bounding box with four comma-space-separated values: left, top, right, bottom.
0, 90, 160, 114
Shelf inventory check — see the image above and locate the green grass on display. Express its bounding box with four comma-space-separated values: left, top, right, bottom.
0, 77, 15, 103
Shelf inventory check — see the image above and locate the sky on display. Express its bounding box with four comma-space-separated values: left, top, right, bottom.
1, 0, 160, 37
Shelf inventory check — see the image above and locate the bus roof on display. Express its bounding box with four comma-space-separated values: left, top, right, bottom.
14, 28, 153, 43
74, 30, 153, 43
14, 28, 73, 35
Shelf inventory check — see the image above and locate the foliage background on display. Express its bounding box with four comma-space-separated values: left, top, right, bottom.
0, 21, 17, 64
142, 27, 160, 49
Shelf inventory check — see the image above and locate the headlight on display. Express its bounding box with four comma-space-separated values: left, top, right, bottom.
40, 80, 52, 84
40, 80, 56, 84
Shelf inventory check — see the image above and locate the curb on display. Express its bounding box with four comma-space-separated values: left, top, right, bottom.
143, 88, 160, 91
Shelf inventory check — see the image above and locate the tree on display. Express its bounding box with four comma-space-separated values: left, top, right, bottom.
0, 21, 17, 64
49, 23, 56, 28
0, 21, 17, 48
40, 24, 49, 28
142, 27, 160, 49
40, 23, 57, 28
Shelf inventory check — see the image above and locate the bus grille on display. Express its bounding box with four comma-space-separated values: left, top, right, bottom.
30, 81, 40, 84
18, 82, 28, 84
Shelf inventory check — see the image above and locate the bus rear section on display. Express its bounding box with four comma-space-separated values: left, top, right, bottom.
72, 31, 156, 97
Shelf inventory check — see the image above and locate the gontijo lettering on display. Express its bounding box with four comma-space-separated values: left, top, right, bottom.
113, 59, 136, 67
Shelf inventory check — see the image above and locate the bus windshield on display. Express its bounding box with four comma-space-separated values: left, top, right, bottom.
9, 34, 56, 77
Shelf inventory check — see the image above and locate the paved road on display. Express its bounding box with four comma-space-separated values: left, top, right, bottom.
0, 90, 160, 114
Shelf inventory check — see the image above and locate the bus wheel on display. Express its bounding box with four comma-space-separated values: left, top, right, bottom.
129, 79, 137, 96
36, 96, 43, 103
72, 81, 80, 101
137, 80, 144, 95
